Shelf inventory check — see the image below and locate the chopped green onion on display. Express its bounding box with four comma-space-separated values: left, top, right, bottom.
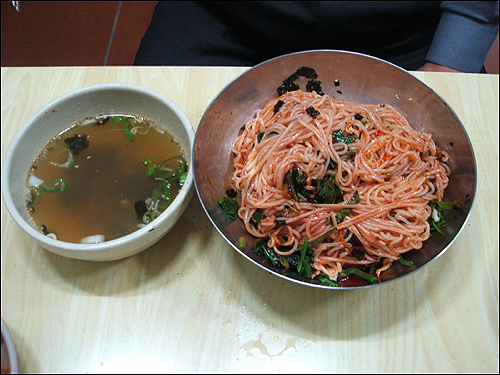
27, 186, 42, 207
123, 120, 135, 142
155, 156, 186, 181
151, 185, 163, 202
162, 180, 172, 200
310, 229, 335, 247
428, 200, 461, 234
335, 191, 360, 222
142, 210, 159, 225
341, 267, 377, 284
238, 237, 247, 249
133, 124, 153, 136
279, 255, 290, 270
297, 238, 313, 278
157, 198, 171, 210
336, 208, 350, 223
143, 158, 155, 177
141, 155, 189, 223
48, 149, 74, 168
398, 255, 415, 268
179, 172, 187, 186
41, 178, 66, 193
317, 274, 339, 287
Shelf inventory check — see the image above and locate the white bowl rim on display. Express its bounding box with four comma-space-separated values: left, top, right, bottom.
1, 317, 18, 374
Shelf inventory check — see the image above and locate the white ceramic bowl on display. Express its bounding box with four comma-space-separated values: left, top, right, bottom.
1, 318, 18, 374
2, 83, 195, 261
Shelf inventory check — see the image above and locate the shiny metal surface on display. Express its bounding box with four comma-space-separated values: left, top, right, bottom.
193, 50, 476, 289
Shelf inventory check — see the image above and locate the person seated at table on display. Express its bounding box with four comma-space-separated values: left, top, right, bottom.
134, 1, 499, 73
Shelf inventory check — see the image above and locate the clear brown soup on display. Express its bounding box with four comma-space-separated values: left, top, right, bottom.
26, 114, 187, 243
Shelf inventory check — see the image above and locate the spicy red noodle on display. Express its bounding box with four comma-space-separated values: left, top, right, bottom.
231, 90, 450, 280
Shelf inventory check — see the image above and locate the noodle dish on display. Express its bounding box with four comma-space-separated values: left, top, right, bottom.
194, 51, 476, 288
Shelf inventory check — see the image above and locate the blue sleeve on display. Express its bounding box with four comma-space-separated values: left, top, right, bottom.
426, 1, 499, 72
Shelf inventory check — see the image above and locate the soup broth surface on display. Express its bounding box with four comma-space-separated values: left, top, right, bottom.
26, 114, 187, 243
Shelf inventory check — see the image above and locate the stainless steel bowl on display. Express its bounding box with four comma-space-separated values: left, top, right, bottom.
193, 50, 476, 289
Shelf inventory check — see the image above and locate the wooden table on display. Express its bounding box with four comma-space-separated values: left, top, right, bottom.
1, 67, 498, 373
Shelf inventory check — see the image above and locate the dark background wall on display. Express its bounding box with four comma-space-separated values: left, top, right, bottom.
1, 1, 498, 73
1, 1, 158, 66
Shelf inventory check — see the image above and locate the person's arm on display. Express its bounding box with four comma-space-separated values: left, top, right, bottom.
417, 62, 462, 72
423, 1, 499, 72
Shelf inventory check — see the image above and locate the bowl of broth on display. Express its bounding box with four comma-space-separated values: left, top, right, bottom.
2, 83, 195, 261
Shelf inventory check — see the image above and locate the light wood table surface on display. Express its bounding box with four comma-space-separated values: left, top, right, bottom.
1, 67, 498, 373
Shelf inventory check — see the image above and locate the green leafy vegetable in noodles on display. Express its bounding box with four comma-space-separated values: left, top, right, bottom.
340, 267, 377, 284
332, 129, 357, 144
428, 200, 462, 234
297, 238, 313, 278
317, 274, 339, 287
217, 196, 239, 221
398, 255, 415, 269
313, 175, 343, 204
336, 191, 360, 223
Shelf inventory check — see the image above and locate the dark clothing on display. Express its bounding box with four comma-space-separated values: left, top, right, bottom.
134, 1, 499, 72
